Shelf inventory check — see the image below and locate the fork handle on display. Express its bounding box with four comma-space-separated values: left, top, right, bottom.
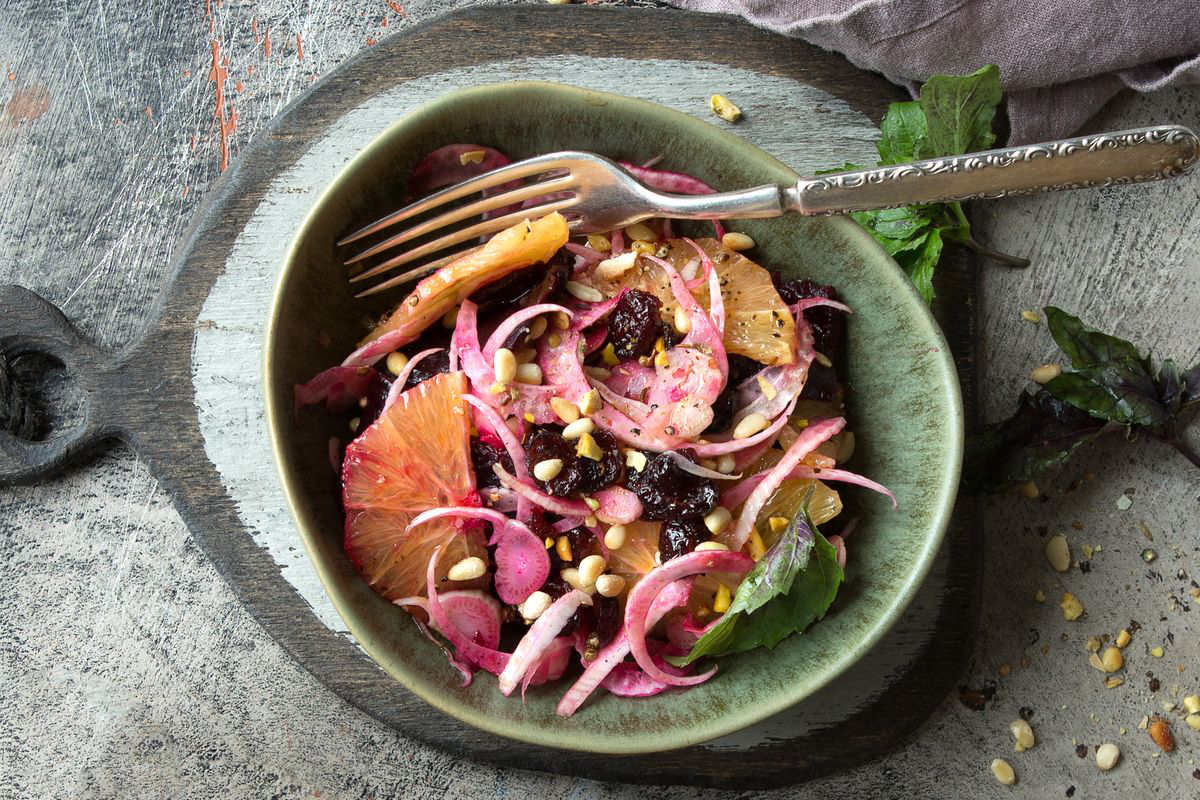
788, 125, 1199, 215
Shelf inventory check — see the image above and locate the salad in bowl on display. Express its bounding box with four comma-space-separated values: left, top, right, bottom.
296, 145, 896, 717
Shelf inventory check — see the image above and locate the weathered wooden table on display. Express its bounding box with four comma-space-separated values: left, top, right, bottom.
2, 1, 1198, 797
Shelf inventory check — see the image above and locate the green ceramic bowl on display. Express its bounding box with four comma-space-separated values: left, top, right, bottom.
264, 82, 962, 753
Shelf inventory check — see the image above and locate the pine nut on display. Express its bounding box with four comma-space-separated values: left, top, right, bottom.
695, 541, 729, 552
577, 388, 602, 415
703, 507, 732, 536
990, 758, 1015, 786
594, 573, 626, 598
595, 251, 637, 279
578, 555, 606, 587
548, 332, 562, 348
604, 524, 627, 550
515, 363, 543, 385
533, 458, 564, 482
515, 347, 538, 364
733, 413, 769, 439
550, 396, 580, 424
624, 222, 657, 242
1116, 629, 1132, 648
1095, 743, 1120, 771
528, 316, 548, 340
566, 281, 604, 302
1183, 695, 1200, 713
1009, 719, 1035, 752
553, 311, 571, 329
1186, 714, 1200, 731
1045, 534, 1070, 572
447, 556, 486, 582
519, 590, 552, 622
385, 351, 410, 376
560, 567, 591, 593
673, 306, 692, 335
583, 495, 601, 511
1020, 309, 1041, 323
716, 454, 736, 474
1031, 363, 1062, 384
721, 232, 755, 251
631, 240, 654, 255
348, 417, 361, 433
493, 348, 517, 383
562, 418, 595, 440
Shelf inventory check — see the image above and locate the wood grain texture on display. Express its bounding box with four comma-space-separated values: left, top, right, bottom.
1, 1, 1197, 798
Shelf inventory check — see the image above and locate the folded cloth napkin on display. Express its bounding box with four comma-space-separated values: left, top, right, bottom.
665, 0, 1200, 143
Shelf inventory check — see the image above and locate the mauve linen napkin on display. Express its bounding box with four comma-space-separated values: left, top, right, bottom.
664, 0, 1200, 143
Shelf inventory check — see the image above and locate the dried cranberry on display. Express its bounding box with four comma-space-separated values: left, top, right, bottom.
525, 427, 623, 497
626, 451, 718, 520
659, 518, 706, 560
470, 438, 513, 488
771, 274, 847, 367
403, 348, 450, 389
607, 289, 665, 359
354, 369, 392, 430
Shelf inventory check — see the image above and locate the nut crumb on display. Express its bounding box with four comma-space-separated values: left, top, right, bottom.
1020, 309, 1041, 323
990, 758, 1016, 785
1060, 592, 1084, 620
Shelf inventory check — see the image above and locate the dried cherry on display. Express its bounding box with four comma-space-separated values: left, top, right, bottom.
607, 289, 665, 360
470, 438, 513, 488
659, 518, 706, 561
525, 427, 623, 497
770, 274, 846, 366
625, 451, 718, 520
402, 348, 450, 389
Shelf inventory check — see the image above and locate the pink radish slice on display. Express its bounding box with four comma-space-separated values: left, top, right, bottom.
593, 485, 643, 525
491, 518, 551, 605
482, 303, 572, 362
555, 578, 693, 716
725, 417, 846, 550
520, 636, 575, 698
722, 465, 898, 511
394, 589, 503, 650
552, 516, 586, 533
384, 348, 444, 409
494, 464, 592, 518
498, 589, 592, 695
423, 555, 511, 676
624, 551, 753, 686
828, 533, 847, 568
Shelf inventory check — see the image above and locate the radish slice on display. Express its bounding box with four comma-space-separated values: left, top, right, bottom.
424, 552, 511, 676
593, 485, 643, 525
384, 347, 444, 409
494, 464, 592, 518
665, 451, 740, 480
394, 589, 503, 650
724, 417, 846, 550
555, 578, 693, 716
491, 518, 551, 605
624, 551, 753, 686
721, 465, 898, 511
482, 303, 572, 362
498, 589, 592, 695
521, 636, 575, 698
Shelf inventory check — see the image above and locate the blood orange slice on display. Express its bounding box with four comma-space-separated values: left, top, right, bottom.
578, 237, 796, 366
342, 371, 486, 601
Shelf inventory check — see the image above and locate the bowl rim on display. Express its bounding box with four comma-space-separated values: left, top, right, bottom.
263, 80, 963, 753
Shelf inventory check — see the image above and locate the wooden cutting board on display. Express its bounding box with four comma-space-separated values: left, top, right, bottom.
0, 5, 980, 788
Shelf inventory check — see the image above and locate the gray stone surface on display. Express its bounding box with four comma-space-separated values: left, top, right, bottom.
2, 1, 1199, 798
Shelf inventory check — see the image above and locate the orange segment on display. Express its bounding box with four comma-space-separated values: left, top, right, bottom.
361, 212, 569, 347
342, 371, 486, 601
578, 237, 796, 366
736, 447, 843, 550
606, 520, 661, 592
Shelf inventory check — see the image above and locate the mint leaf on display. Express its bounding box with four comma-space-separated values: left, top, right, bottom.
919, 64, 1002, 156
674, 509, 843, 664
852, 206, 934, 242
877, 101, 928, 164
897, 227, 942, 304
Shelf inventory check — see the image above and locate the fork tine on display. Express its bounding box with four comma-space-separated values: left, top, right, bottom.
349, 198, 578, 286
353, 246, 484, 298
343, 175, 577, 266
336, 153, 581, 247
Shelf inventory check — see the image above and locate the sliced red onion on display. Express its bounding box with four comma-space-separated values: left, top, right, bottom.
555, 579, 693, 716
384, 347, 444, 409
828, 533, 847, 568
791, 297, 853, 315
610, 228, 624, 254
407, 505, 509, 532
726, 417, 846, 550
564, 242, 605, 264
408, 144, 512, 199
520, 636, 575, 698
665, 612, 720, 650
552, 516, 586, 533
463, 393, 533, 520
342, 329, 408, 368
294, 365, 379, 412
682, 238, 725, 335
721, 463, 897, 511
498, 589, 592, 695
665, 451, 740, 480
605, 361, 657, 399
494, 464, 592, 518
624, 551, 753, 686
593, 485, 643, 525
491, 518, 551, 605
730, 315, 815, 427
687, 394, 799, 457
617, 162, 725, 238
600, 661, 667, 697
569, 293, 625, 331
482, 303, 572, 362
424, 552, 511, 676
413, 618, 475, 687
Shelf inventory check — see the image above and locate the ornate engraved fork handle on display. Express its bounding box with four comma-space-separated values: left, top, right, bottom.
790, 125, 1200, 215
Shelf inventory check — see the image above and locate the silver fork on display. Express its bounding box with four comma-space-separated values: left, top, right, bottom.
340, 125, 1198, 297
